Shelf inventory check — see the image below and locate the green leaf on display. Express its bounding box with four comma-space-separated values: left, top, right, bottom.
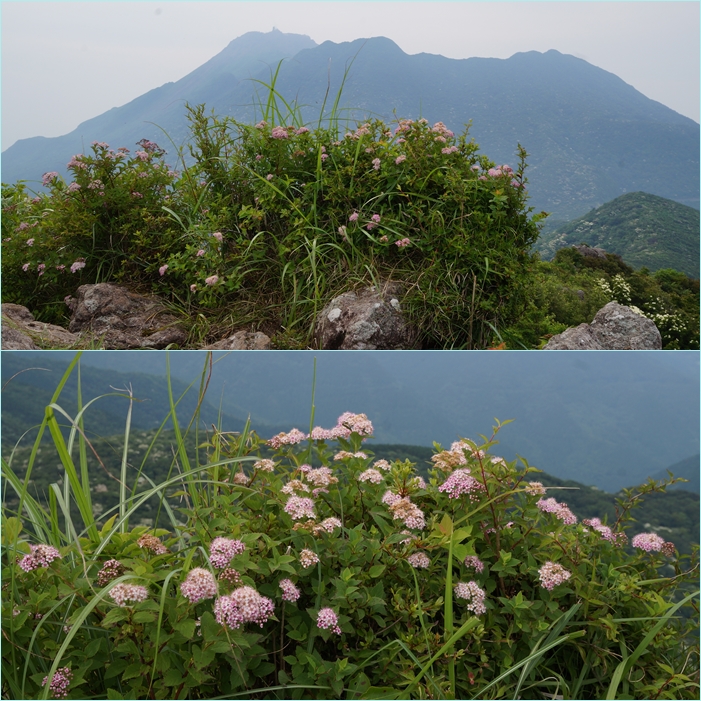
174, 618, 197, 640
1, 516, 22, 545
368, 564, 386, 578
132, 610, 156, 624
122, 662, 145, 680
163, 668, 185, 686
101, 608, 128, 628
106, 689, 125, 700
362, 686, 402, 699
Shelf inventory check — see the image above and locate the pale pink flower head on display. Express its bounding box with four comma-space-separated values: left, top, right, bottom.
463, 555, 485, 573
295, 126, 309, 135
253, 459, 275, 472
304, 466, 337, 488
196, 249, 205, 257
438, 469, 486, 501
22, 263, 30, 272
268, 428, 308, 448
373, 459, 391, 472
317, 607, 342, 634
42, 667, 72, 699
70, 260, 86, 273
214, 586, 275, 629
334, 412, 373, 438
453, 581, 486, 615
159, 264, 168, 276
538, 561, 571, 591
536, 497, 577, 525
279, 578, 301, 602
26, 238, 34, 246
42, 172, 59, 187
299, 549, 320, 568
284, 496, 316, 521
388, 497, 425, 530
190, 284, 197, 292
210, 537, 246, 569
358, 468, 384, 484
18, 544, 62, 572
372, 157, 381, 170
525, 481, 546, 496
395, 238, 411, 248
211, 231, 223, 242
109, 582, 149, 606
181, 567, 218, 604
205, 275, 219, 286
407, 552, 430, 569
97, 559, 125, 587
271, 126, 288, 139
631, 532, 666, 552
395, 155, 406, 165
266, 173, 274, 181
349, 212, 359, 222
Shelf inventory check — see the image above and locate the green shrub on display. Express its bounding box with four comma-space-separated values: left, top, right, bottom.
2, 355, 698, 699
1, 80, 544, 347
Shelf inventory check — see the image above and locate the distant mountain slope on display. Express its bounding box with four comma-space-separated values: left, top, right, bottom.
0, 353, 283, 449
6, 351, 699, 494
650, 454, 700, 493
538, 192, 700, 277
2, 31, 698, 230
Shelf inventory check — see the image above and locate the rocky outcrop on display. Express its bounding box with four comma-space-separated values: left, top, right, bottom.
66, 283, 188, 349
204, 330, 271, 350
314, 284, 416, 350
1, 303, 80, 349
544, 301, 662, 350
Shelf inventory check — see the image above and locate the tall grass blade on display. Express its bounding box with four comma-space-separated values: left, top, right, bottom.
605, 589, 700, 699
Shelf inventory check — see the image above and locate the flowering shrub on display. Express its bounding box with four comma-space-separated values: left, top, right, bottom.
1, 95, 544, 346
2, 391, 698, 700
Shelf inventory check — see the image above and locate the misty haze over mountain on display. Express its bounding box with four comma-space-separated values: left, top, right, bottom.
3, 30, 698, 230
3, 351, 698, 494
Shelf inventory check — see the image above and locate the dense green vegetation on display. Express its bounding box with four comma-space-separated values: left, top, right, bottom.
538, 192, 700, 278
4, 432, 698, 559
500, 247, 699, 349
1, 95, 543, 350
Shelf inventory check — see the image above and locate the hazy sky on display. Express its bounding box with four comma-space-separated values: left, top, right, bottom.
2, 1, 699, 150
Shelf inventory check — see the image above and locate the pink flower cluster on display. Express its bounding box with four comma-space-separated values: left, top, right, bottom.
536, 498, 577, 525
214, 586, 275, 629
358, 468, 384, 484
538, 561, 571, 591
310, 518, 343, 535
281, 479, 310, 495
333, 451, 367, 460
42, 171, 59, 186
525, 481, 546, 496
438, 469, 486, 501
253, 459, 275, 472
395, 155, 406, 165
463, 555, 485, 573
372, 158, 381, 170
210, 537, 246, 569
387, 495, 425, 530
205, 275, 219, 286
109, 582, 149, 606
70, 260, 86, 273
395, 238, 411, 247
299, 549, 320, 568
304, 466, 337, 487
96, 559, 125, 587
373, 459, 392, 471
268, 428, 308, 448
279, 579, 301, 602
366, 214, 381, 231
407, 552, 430, 569
42, 667, 72, 699
631, 532, 667, 552
284, 496, 317, 521
453, 581, 487, 615
582, 517, 616, 542
137, 534, 168, 554
18, 544, 62, 572
335, 412, 374, 437
317, 607, 342, 634
180, 568, 218, 604
271, 126, 289, 139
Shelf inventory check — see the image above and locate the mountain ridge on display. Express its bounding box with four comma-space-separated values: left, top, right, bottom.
3, 31, 698, 228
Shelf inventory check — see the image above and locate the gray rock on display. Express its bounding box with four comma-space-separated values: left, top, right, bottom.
204, 330, 271, 350
2, 303, 79, 349
67, 283, 187, 349
544, 302, 662, 350
314, 284, 416, 350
